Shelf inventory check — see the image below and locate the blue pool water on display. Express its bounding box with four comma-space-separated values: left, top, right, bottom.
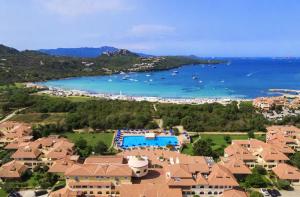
39, 58, 300, 99
122, 136, 178, 147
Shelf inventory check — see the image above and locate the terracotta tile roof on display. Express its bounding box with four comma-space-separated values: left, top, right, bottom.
49, 188, 81, 197
0, 160, 27, 178
45, 148, 73, 160
119, 183, 182, 197
225, 144, 256, 161
119, 149, 210, 173
68, 181, 112, 187
196, 173, 208, 185
207, 164, 239, 186
65, 163, 132, 177
166, 177, 197, 186
48, 156, 78, 173
220, 157, 251, 175
260, 147, 289, 161
267, 140, 295, 154
166, 164, 193, 178
11, 146, 41, 159
222, 189, 248, 197
4, 140, 31, 150
0, 121, 32, 139
84, 155, 124, 164
267, 125, 300, 136
272, 163, 300, 180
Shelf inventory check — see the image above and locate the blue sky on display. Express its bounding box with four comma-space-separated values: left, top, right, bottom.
0, 0, 300, 56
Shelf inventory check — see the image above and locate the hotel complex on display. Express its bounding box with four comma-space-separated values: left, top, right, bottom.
1, 120, 300, 196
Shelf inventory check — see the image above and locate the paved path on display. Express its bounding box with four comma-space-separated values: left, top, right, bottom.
187, 131, 265, 135
280, 186, 300, 197
0, 107, 27, 124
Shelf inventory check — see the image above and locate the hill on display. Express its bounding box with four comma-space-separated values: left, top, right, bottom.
39, 46, 118, 58
0, 44, 223, 84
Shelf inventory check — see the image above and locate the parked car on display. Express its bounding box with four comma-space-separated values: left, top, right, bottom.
267, 189, 281, 197
8, 192, 21, 197
260, 188, 270, 196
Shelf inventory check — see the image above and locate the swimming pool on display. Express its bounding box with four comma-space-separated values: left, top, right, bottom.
121, 136, 178, 148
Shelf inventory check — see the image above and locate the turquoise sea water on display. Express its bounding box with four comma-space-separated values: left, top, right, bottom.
122, 136, 178, 147
39, 58, 300, 99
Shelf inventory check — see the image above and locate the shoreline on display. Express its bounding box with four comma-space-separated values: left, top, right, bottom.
30, 84, 252, 105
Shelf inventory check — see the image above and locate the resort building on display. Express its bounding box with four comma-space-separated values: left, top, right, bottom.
272, 163, 300, 186
253, 96, 300, 111
0, 121, 32, 147
225, 139, 289, 170
219, 156, 252, 179
50, 150, 246, 197
10, 135, 76, 169
266, 125, 300, 151
0, 160, 28, 181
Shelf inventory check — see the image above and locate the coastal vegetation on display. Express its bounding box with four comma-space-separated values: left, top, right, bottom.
156, 101, 267, 132
0, 44, 221, 84
1, 85, 269, 133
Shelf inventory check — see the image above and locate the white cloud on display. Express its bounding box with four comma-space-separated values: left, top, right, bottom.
36, 0, 134, 17
129, 24, 175, 37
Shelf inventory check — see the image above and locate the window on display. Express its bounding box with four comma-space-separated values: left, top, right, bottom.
144, 169, 147, 172
136, 171, 140, 173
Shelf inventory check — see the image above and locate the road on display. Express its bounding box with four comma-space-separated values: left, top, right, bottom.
0, 107, 27, 124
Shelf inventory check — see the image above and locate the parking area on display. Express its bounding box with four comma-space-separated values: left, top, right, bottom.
280, 186, 300, 197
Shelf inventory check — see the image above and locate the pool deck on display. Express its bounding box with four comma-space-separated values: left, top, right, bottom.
113, 130, 190, 150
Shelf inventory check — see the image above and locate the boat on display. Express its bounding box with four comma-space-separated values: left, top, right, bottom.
146, 74, 151, 77
198, 80, 203, 83
171, 72, 177, 76
192, 75, 198, 80
108, 79, 112, 82
173, 70, 178, 73
246, 73, 253, 77
220, 80, 225, 83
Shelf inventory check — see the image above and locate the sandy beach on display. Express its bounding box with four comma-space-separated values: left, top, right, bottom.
29, 83, 251, 105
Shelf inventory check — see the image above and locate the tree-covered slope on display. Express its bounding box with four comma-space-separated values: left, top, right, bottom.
0, 44, 223, 84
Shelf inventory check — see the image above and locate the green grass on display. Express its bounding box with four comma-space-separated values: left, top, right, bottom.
63, 132, 114, 147
181, 133, 265, 155
66, 96, 93, 102
10, 112, 67, 124
0, 189, 7, 196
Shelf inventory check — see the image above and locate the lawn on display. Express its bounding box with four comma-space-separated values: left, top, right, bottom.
0, 189, 7, 196
10, 112, 67, 124
181, 133, 265, 155
63, 132, 114, 147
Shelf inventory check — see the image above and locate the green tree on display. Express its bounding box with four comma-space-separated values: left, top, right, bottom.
276, 179, 291, 190
250, 191, 263, 197
291, 152, 300, 169
248, 130, 255, 138
245, 173, 268, 188
75, 137, 87, 149
193, 139, 213, 156
93, 141, 108, 155
224, 135, 231, 144
252, 165, 267, 175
